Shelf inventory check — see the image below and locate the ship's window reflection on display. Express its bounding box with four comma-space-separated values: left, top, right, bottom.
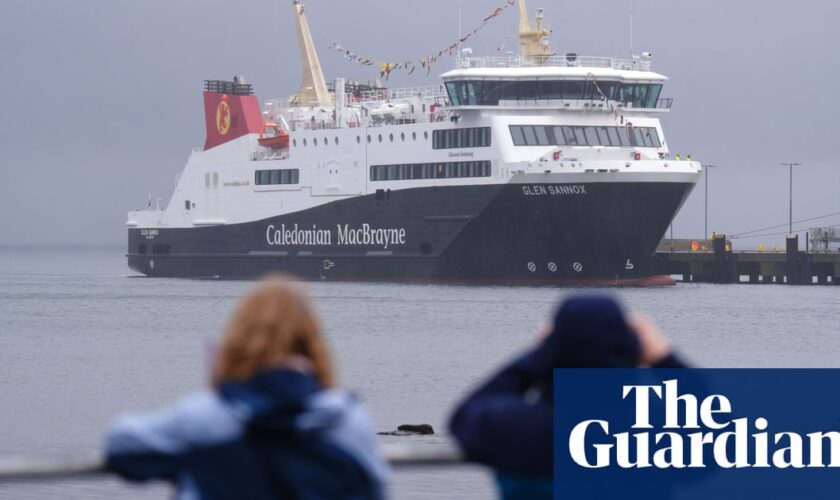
509, 125, 660, 148
370, 161, 491, 182
432, 127, 491, 150
255, 169, 300, 186
446, 79, 663, 107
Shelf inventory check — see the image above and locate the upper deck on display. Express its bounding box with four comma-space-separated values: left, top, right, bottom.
455, 54, 655, 72
444, 54, 666, 82
261, 52, 671, 135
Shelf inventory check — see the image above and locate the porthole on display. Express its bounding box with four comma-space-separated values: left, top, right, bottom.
356, 135, 361, 144
314, 138, 318, 146
378, 134, 383, 143
400, 133, 405, 142
389, 133, 394, 142
412, 132, 417, 141
423, 131, 429, 140
293, 139, 297, 147
324, 137, 328, 147
335, 137, 339, 145
303, 138, 307, 147
367, 135, 371, 143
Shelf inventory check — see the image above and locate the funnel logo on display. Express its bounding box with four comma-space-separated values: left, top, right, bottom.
216, 100, 231, 135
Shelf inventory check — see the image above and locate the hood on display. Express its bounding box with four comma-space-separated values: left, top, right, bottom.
219, 369, 335, 433
537, 295, 640, 374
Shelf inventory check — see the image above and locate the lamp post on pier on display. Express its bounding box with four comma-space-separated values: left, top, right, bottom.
780, 162, 803, 234
702, 164, 717, 239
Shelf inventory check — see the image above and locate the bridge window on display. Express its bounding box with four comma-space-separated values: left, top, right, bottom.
370, 160, 491, 181
510, 125, 661, 148
432, 127, 491, 149
617, 83, 663, 108
446, 80, 663, 107
255, 169, 300, 185
518, 81, 540, 101
480, 81, 502, 105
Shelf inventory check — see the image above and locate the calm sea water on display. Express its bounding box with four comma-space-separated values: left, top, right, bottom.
0, 246, 838, 499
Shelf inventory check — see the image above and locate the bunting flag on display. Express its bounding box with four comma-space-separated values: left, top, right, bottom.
328, 1, 515, 79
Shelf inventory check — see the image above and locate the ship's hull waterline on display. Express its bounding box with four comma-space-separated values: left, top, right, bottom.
128, 181, 695, 285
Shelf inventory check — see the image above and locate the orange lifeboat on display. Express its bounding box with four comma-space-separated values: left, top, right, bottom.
258, 121, 290, 149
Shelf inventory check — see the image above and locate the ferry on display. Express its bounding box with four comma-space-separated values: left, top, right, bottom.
127, 0, 702, 285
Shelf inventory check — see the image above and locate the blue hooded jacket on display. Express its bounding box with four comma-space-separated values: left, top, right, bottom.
106, 369, 388, 499
449, 296, 687, 499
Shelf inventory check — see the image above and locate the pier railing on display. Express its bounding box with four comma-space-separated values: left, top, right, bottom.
0, 442, 464, 483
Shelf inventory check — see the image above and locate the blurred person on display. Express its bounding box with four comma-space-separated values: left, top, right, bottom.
105, 277, 388, 499
449, 295, 687, 500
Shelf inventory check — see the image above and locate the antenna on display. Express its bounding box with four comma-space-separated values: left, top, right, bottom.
630, 0, 634, 55
458, 0, 462, 41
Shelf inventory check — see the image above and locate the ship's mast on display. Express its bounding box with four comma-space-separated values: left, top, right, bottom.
517, 0, 555, 65
291, 0, 332, 107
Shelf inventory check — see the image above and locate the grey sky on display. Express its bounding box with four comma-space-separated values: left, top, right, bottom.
1, 0, 838, 248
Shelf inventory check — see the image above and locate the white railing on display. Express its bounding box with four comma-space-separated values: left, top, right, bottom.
267, 86, 448, 110
348, 85, 448, 103
457, 55, 653, 72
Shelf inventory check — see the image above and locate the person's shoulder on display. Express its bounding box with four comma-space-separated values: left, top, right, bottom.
107, 390, 248, 455
299, 389, 367, 430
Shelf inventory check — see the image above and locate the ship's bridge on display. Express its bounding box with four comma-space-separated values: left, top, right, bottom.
441, 54, 670, 110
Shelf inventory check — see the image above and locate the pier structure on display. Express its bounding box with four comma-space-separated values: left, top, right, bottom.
656, 234, 840, 285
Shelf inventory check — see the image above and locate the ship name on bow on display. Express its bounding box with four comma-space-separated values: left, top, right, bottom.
522, 185, 588, 196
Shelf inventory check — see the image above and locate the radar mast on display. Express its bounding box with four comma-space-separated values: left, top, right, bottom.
291, 0, 332, 107
517, 0, 555, 65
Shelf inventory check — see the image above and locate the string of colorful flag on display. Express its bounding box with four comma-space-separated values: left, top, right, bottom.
328, 0, 515, 79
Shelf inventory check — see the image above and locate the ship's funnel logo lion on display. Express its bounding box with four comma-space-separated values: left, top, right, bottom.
216, 100, 231, 135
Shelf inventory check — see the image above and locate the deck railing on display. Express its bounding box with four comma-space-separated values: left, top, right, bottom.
456, 54, 653, 72
0, 442, 464, 483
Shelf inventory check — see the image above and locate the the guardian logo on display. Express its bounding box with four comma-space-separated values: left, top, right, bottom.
568, 379, 840, 470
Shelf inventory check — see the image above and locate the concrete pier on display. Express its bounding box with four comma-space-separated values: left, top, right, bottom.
656, 235, 840, 285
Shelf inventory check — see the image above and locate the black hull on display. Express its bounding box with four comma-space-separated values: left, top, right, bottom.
127, 182, 695, 285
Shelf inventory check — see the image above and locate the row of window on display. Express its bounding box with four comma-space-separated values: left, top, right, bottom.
510, 125, 662, 148
370, 161, 492, 181
432, 127, 491, 150
255, 169, 300, 185
446, 80, 663, 109
292, 131, 431, 148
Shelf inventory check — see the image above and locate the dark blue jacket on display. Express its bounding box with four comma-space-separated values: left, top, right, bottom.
449, 296, 688, 499
449, 349, 687, 477
106, 369, 388, 500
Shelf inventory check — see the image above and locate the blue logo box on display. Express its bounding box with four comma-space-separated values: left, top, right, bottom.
554, 369, 840, 500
